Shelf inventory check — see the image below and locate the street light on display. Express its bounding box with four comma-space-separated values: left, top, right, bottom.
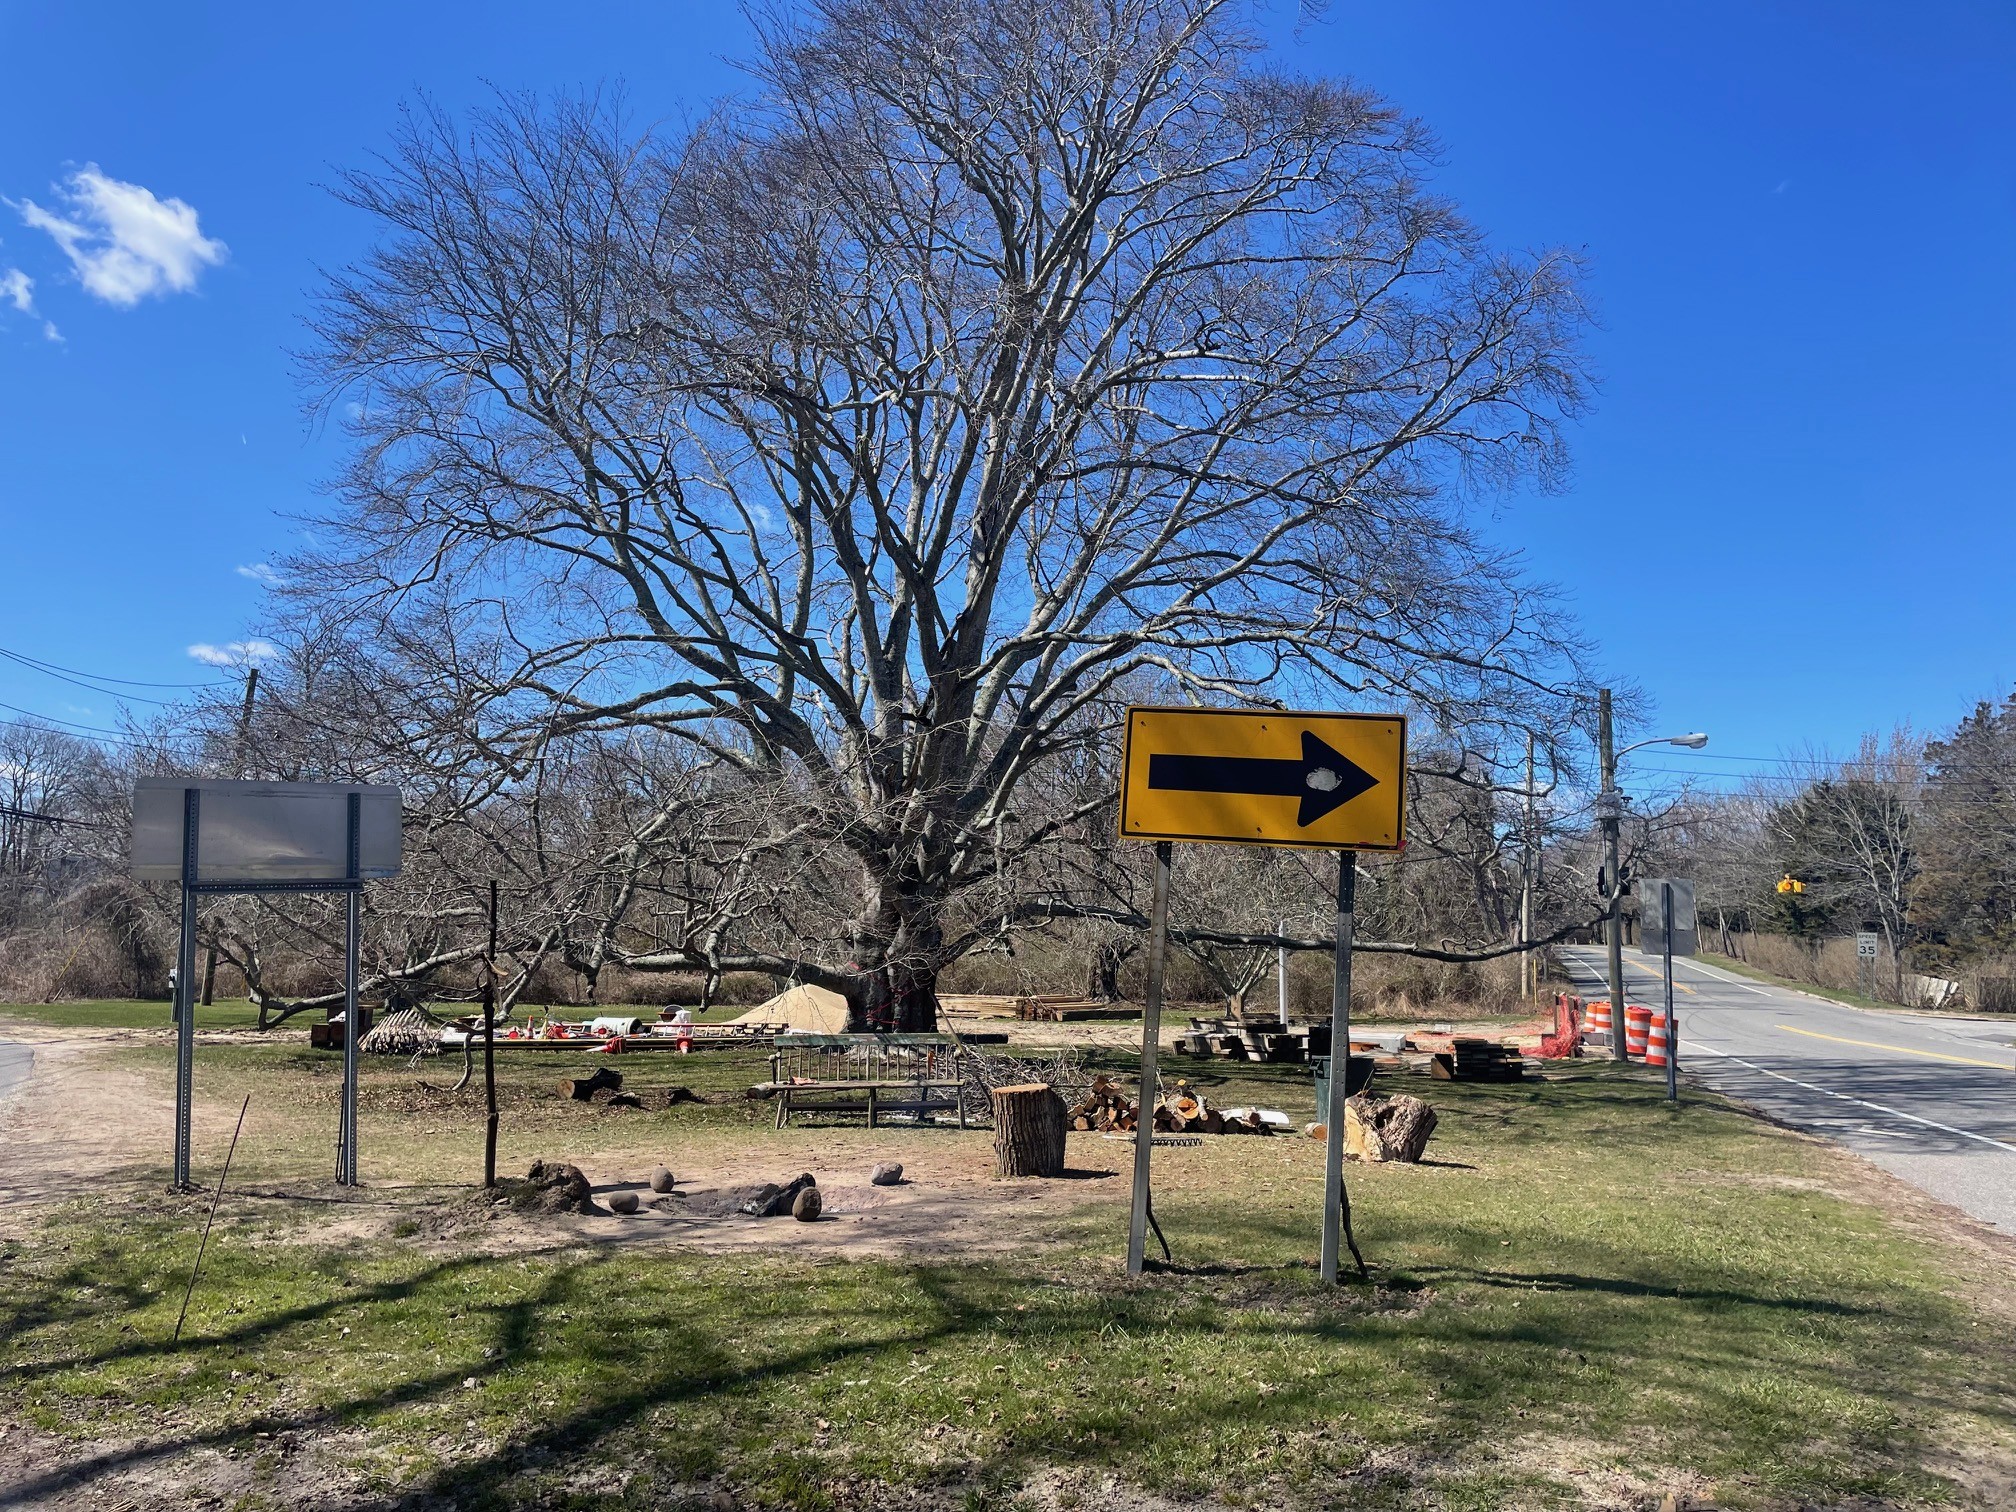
1596, 694, 1708, 1061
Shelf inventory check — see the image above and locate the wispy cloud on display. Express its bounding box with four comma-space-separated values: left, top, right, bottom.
15, 165, 226, 306
235, 562, 284, 586
0, 264, 60, 341
187, 639, 276, 668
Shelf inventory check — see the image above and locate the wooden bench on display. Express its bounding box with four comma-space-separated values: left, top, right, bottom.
768, 1033, 967, 1129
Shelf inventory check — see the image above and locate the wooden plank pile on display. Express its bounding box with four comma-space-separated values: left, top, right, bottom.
1425, 1037, 1527, 1082
1014, 995, 1140, 1021
1065, 1075, 1276, 1135
1175, 1017, 1326, 1063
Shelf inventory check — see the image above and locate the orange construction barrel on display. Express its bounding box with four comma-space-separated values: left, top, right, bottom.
1623, 1004, 1653, 1060
1644, 1011, 1672, 1068
1584, 1000, 1614, 1038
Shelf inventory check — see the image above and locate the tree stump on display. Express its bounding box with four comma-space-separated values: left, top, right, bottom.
991, 1083, 1067, 1177
559, 1067, 623, 1102
1343, 1092, 1437, 1163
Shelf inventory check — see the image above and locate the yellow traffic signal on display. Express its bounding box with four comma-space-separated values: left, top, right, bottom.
1776, 875, 1806, 895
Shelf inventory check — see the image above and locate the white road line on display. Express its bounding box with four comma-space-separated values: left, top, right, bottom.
1662, 959, 1772, 995
1561, 949, 1772, 997
1688, 1041, 2016, 1156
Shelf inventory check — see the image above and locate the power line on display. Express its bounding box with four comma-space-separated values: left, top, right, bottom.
0, 706, 161, 750
0, 644, 221, 689
0, 802, 107, 829
0, 648, 180, 707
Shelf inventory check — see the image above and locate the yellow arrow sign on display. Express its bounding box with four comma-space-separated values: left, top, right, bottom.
1119, 707, 1407, 850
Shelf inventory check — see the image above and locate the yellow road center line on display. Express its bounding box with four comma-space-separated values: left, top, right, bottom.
1773, 1024, 2010, 1070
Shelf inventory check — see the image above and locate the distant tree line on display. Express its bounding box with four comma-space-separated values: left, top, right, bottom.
1630, 698, 2016, 1004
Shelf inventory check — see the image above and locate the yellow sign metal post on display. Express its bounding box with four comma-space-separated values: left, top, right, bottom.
1117, 706, 1407, 1283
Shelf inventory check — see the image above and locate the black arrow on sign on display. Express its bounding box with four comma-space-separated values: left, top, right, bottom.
1147, 730, 1380, 828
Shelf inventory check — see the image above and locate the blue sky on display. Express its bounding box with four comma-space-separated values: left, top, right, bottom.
1, 1, 2011, 797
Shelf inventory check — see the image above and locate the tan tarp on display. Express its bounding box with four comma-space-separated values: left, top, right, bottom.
734, 983, 852, 1033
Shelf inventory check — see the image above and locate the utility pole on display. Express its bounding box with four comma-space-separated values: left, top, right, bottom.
1599, 689, 1628, 1062
199, 668, 259, 1008
1520, 733, 1536, 1002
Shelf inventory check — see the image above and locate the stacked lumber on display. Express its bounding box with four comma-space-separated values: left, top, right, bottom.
936, 994, 1026, 1018
1176, 1018, 1325, 1063
1064, 1075, 1275, 1135
1013, 995, 1139, 1021
1426, 1037, 1526, 1082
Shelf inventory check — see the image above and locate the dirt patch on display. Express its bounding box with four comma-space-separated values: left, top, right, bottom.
228, 1136, 1127, 1261
0, 1035, 170, 1223
0, 1414, 400, 1512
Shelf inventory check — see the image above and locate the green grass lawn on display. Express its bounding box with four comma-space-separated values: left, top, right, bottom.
3, 1036, 2014, 1509
0, 997, 261, 1031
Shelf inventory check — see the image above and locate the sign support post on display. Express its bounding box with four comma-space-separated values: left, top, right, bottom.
1661, 880, 1678, 1104
1116, 708, 1404, 1278
484, 879, 500, 1190
141, 779, 400, 1194
1126, 840, 1173, 1277
1321, 850, 1359, 1283
338, 792, 362, 1186
173, 787, 201, 1190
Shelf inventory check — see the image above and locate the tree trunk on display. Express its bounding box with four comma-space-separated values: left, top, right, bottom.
991, 1083, 1067, 1177
847, 878, 944, 1032
847, 958, 940, 1033
1085, 940, 1128, 1001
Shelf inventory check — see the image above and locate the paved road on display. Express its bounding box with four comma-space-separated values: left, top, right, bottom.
1557, 946, 2016, 1232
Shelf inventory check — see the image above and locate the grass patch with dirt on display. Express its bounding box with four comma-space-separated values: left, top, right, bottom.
3, 1028, 2015, 1509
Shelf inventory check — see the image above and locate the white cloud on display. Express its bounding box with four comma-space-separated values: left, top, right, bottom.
235, 562, 284, 585
186, 639, 276, 668
0, 265, 58, 340
15, 165, 226, 307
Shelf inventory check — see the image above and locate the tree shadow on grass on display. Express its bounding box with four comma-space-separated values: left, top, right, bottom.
6, 1211, 2012, 1511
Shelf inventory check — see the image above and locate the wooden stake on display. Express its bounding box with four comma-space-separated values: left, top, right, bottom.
173, 1095, 250, 1344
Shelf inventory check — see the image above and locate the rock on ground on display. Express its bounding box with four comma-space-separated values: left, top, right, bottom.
738, 1173, 818, 1217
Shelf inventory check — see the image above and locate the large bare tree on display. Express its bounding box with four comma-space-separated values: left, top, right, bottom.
300, 0, 1591, 1027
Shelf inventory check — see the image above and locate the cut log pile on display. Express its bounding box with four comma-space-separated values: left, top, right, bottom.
1065, 1075, 1275, 1136
556, 1070, 732, 1109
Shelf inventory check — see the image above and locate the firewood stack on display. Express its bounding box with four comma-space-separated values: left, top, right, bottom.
1065, 1076, 1274, 1136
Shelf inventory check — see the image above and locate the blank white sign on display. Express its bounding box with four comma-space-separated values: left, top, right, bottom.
132, 779, 402, 882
